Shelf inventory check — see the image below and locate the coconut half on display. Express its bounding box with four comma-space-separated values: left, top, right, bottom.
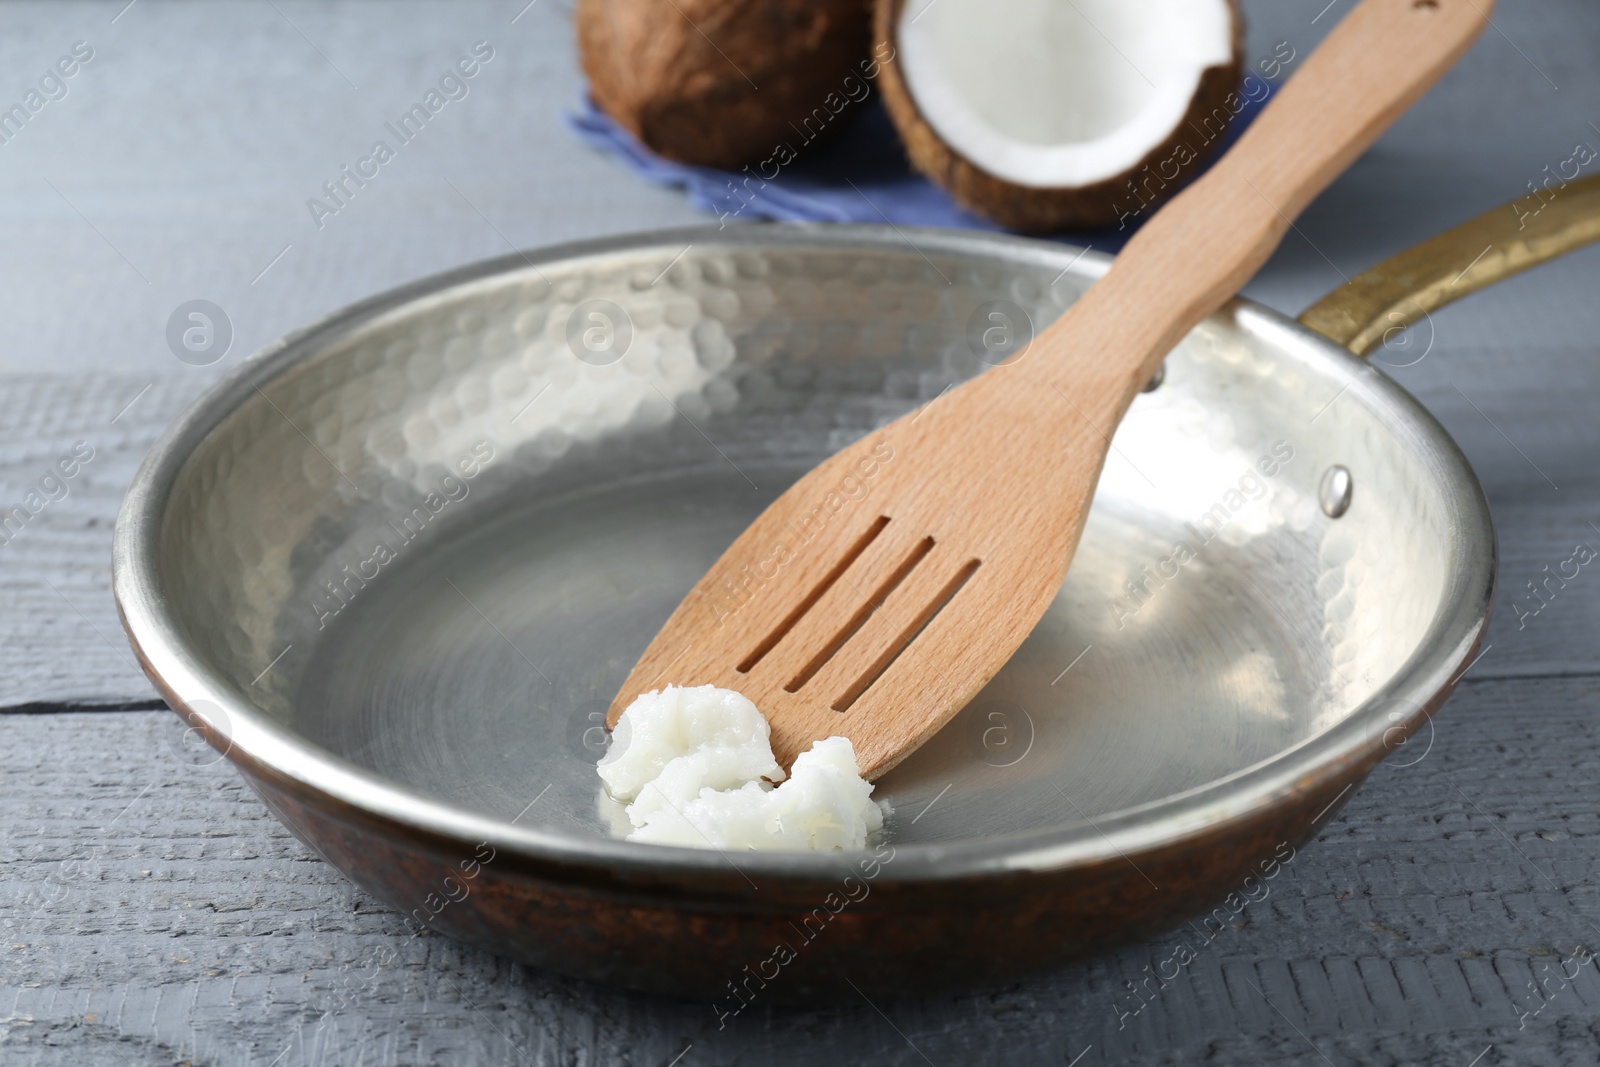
877, 0, 1243, 232
578, 0, 874, 170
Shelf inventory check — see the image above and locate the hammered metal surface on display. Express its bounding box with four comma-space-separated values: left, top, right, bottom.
152, 229, 1472, 851
112, 224, 1495, 994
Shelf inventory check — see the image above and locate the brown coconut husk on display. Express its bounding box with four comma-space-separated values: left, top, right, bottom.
874, 0, 1245, 233
578, 0, 876, 169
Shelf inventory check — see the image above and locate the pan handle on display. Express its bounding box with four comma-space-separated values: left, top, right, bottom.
1298, 173, 1600, 358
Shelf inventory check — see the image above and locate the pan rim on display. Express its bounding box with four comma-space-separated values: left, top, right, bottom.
112, 222, 1496, 889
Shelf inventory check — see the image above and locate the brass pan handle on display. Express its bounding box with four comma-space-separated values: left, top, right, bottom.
1298, 173, 1600, 357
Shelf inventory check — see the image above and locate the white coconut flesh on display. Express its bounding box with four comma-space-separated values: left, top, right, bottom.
897, 0, 1234, 189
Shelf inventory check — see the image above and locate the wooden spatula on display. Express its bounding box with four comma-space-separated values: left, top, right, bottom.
608, 0, 1491, 778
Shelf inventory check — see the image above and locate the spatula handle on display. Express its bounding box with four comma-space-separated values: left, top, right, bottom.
1039, 0, 1492, 401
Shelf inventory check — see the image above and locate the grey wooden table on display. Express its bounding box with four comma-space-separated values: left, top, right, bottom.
3, 2, 1599, 1064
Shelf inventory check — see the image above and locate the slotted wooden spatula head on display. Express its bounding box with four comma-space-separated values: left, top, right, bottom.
607, 0, 1491, 779
607, 367, 1110, 778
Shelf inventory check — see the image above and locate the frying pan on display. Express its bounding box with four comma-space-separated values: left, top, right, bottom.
113, 177, 1600, 1001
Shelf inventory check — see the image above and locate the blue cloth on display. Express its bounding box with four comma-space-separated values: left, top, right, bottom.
564, 89, 1267, 254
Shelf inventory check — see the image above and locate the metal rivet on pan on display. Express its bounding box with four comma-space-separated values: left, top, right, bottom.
1142, 363, 1165, 393
1320, 465, 1353, 518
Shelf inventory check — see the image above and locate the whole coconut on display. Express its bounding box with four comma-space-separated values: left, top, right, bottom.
578, 0, 875, 169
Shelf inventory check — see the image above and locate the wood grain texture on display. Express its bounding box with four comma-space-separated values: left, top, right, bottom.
7, 676, 1600, 1066
0, 374, 205, 708
610, 0, 1491, 776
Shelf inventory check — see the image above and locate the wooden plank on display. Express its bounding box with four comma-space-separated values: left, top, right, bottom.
2, 674, 1599, 1065
0, 373, 202, 707
0, 0, 706, 382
